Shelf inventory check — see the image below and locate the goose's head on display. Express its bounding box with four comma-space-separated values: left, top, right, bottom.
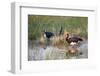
64, 32, 70, 39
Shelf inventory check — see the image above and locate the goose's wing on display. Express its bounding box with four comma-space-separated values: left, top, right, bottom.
69, 37, 83, 42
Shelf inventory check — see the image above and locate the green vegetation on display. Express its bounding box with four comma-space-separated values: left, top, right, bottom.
28, 15, 88, 40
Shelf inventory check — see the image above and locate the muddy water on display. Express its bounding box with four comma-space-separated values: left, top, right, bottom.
28, 40, 88, 61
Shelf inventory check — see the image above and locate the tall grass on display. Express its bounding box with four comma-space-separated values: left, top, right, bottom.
28, 15, 88, 40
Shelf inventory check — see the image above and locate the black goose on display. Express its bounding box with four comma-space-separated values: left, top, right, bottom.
44, 31, 54, 39
43, 31, 54, 45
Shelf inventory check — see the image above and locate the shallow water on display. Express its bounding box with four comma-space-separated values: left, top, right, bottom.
28, 40, 88, 61
78, 41, 88, 58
